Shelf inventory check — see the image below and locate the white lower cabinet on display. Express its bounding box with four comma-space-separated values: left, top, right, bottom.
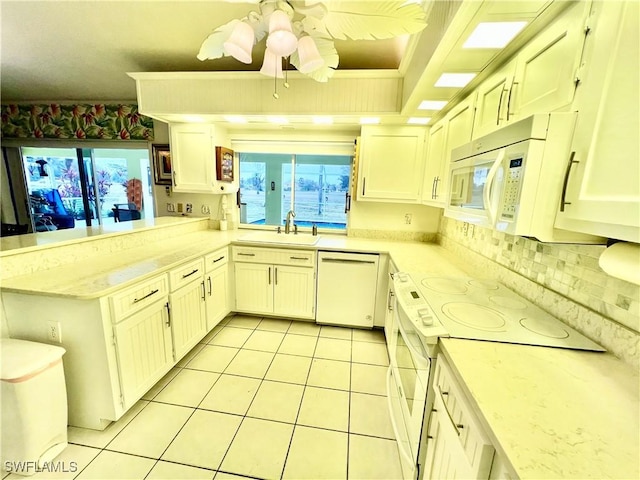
113, 298, 173, 409
204, 248, 230, 331
233, 246, 316, 320
169, 276, 207, 360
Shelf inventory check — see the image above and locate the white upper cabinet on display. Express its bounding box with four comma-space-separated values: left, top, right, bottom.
169, 123, 237, 194
555, 0, 639, 243
357, 125, 426, 203
473, 60, 517, 139
170, 123, 216, 193
422, 94, 476, 208
510, 1, 592, 120
473, 2, 590, 140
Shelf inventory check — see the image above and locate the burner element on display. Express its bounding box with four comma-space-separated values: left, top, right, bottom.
489, 296, 528, 310
519, 318, 569, 339
441, 303, 506, 331
421, 278, 468, 294
468, 279, 500, 290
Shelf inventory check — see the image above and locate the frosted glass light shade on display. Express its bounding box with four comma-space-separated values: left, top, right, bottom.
223, 21, 254, 64
266, 10, 298, 57
297, 36, 324, 73
260, 48, 284, 78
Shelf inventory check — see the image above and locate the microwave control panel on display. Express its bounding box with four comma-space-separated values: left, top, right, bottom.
501, 157, 524, 220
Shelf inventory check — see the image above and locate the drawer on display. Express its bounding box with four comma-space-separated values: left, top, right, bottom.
169, 258, 205, 291
205, 247, 229, 273
232, 246, 315, 267
109, 274, 169, 322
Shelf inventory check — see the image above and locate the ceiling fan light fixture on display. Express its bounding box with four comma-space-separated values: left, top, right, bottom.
266, 10, 298, 57
223, 21, 255, 64
297, 36, 324, 74
260, 48, 284, 78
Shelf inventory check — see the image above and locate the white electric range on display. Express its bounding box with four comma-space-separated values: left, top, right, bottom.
397, 273, 605, 351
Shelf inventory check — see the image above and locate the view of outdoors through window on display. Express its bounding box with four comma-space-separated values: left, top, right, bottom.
22, 147, 153, 229
239, 153, 351, 230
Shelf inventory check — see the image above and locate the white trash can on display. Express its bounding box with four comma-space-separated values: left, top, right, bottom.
1, 338, 68, 477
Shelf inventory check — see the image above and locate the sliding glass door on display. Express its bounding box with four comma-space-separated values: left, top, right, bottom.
21, 146, 153, 231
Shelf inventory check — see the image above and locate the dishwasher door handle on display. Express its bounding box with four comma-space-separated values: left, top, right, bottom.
321, 257, 377, 265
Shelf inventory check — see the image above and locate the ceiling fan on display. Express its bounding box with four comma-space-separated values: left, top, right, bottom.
197, 0, 428, 84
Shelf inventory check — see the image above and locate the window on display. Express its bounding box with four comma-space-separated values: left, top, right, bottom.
239, 152, 352, 230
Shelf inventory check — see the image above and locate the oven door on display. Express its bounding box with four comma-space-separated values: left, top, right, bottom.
387, 297, 431, 479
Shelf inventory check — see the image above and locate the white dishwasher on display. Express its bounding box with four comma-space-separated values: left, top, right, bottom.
316, 251, 379, 328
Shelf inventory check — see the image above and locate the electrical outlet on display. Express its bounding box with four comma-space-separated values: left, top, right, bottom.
177, 203, 183, 213
463, 222, 469, 235
404, 213, 412, 225
47, 321, 62, 343
185, 203, 193, 213
166, 203, 175, 212
201, 205, 210, 214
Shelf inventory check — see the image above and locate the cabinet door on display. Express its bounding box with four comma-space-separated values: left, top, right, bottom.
472, 62, 516, 139
422, 121, 447, 207
205, 265, 230, 330
555, 1, 639, 242
511, 2, 590, 120
441, 95, 476, 202
113, 299, 173, 408
273, 265, 315, 319
234, 263, 273, 314
358, 126, 426, 203
169, 123, 215, 193
170, 278, 207, 359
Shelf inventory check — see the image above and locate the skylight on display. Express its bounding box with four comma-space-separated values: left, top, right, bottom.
418, 100, 448, 110
434, 73, 476, 88
463, 21, 528, 49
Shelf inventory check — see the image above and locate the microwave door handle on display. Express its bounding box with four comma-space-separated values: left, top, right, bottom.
483, 150, 505, 226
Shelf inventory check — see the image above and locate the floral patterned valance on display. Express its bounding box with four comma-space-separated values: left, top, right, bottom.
1, 104, 154, 141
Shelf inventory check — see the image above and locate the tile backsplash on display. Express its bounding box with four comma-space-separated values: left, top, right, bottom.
439, 217, 639, 367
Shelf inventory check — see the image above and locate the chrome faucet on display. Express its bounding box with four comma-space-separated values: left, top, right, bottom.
284, 210, 296, 234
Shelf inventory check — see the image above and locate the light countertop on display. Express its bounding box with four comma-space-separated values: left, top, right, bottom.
440, 338, 640, 480
1, 225, 638, 479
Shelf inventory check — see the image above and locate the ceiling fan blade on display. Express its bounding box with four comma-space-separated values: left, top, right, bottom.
318, 0, 427, 41
196, 19, 240, 61
290, 36, 339, 82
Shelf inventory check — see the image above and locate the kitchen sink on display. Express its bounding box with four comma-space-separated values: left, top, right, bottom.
236, 231, 321, 246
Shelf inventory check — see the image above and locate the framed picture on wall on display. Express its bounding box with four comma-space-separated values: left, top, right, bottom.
216, 146, 234, 182
152, 144, 172, 185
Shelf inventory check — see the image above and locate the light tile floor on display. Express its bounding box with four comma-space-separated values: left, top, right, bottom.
3, 314, 403, 480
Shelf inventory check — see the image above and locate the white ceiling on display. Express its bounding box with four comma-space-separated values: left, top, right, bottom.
0, 0, 564, 126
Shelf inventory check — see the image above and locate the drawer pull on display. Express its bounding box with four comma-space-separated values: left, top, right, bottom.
290, 256, 308, 260
213, 256, 225, 263
238, 253, 256, 257
132, 289, 159, 304
182, 269, 199, 279
441, 391, 449, 395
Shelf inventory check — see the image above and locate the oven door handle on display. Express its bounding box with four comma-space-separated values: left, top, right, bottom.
386, 366, 416, 467
396, 303, 430, 363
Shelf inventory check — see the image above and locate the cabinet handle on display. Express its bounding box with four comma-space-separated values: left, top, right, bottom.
431, 177, 437, 199
238, 253, 256, 257
387, 290, 395, 311
213, 256, 225, 263
560, 151, 579, 212
290, 256, 307, 260
165, 302, 171, 327
182, 268, 199, 279
132, 288, 159, 304
208, 276, 212, 296
268, 267, 272, 285
201, 280, 206, 300
506, 82, 518, 121
362, 177, 366, 196
172, 172, 177, 187
497, 88, 507, 125
275, 267, 278, 285
345, 191, 351, 213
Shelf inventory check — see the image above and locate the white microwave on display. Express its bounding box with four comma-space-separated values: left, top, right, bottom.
445, 113, 604, 243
